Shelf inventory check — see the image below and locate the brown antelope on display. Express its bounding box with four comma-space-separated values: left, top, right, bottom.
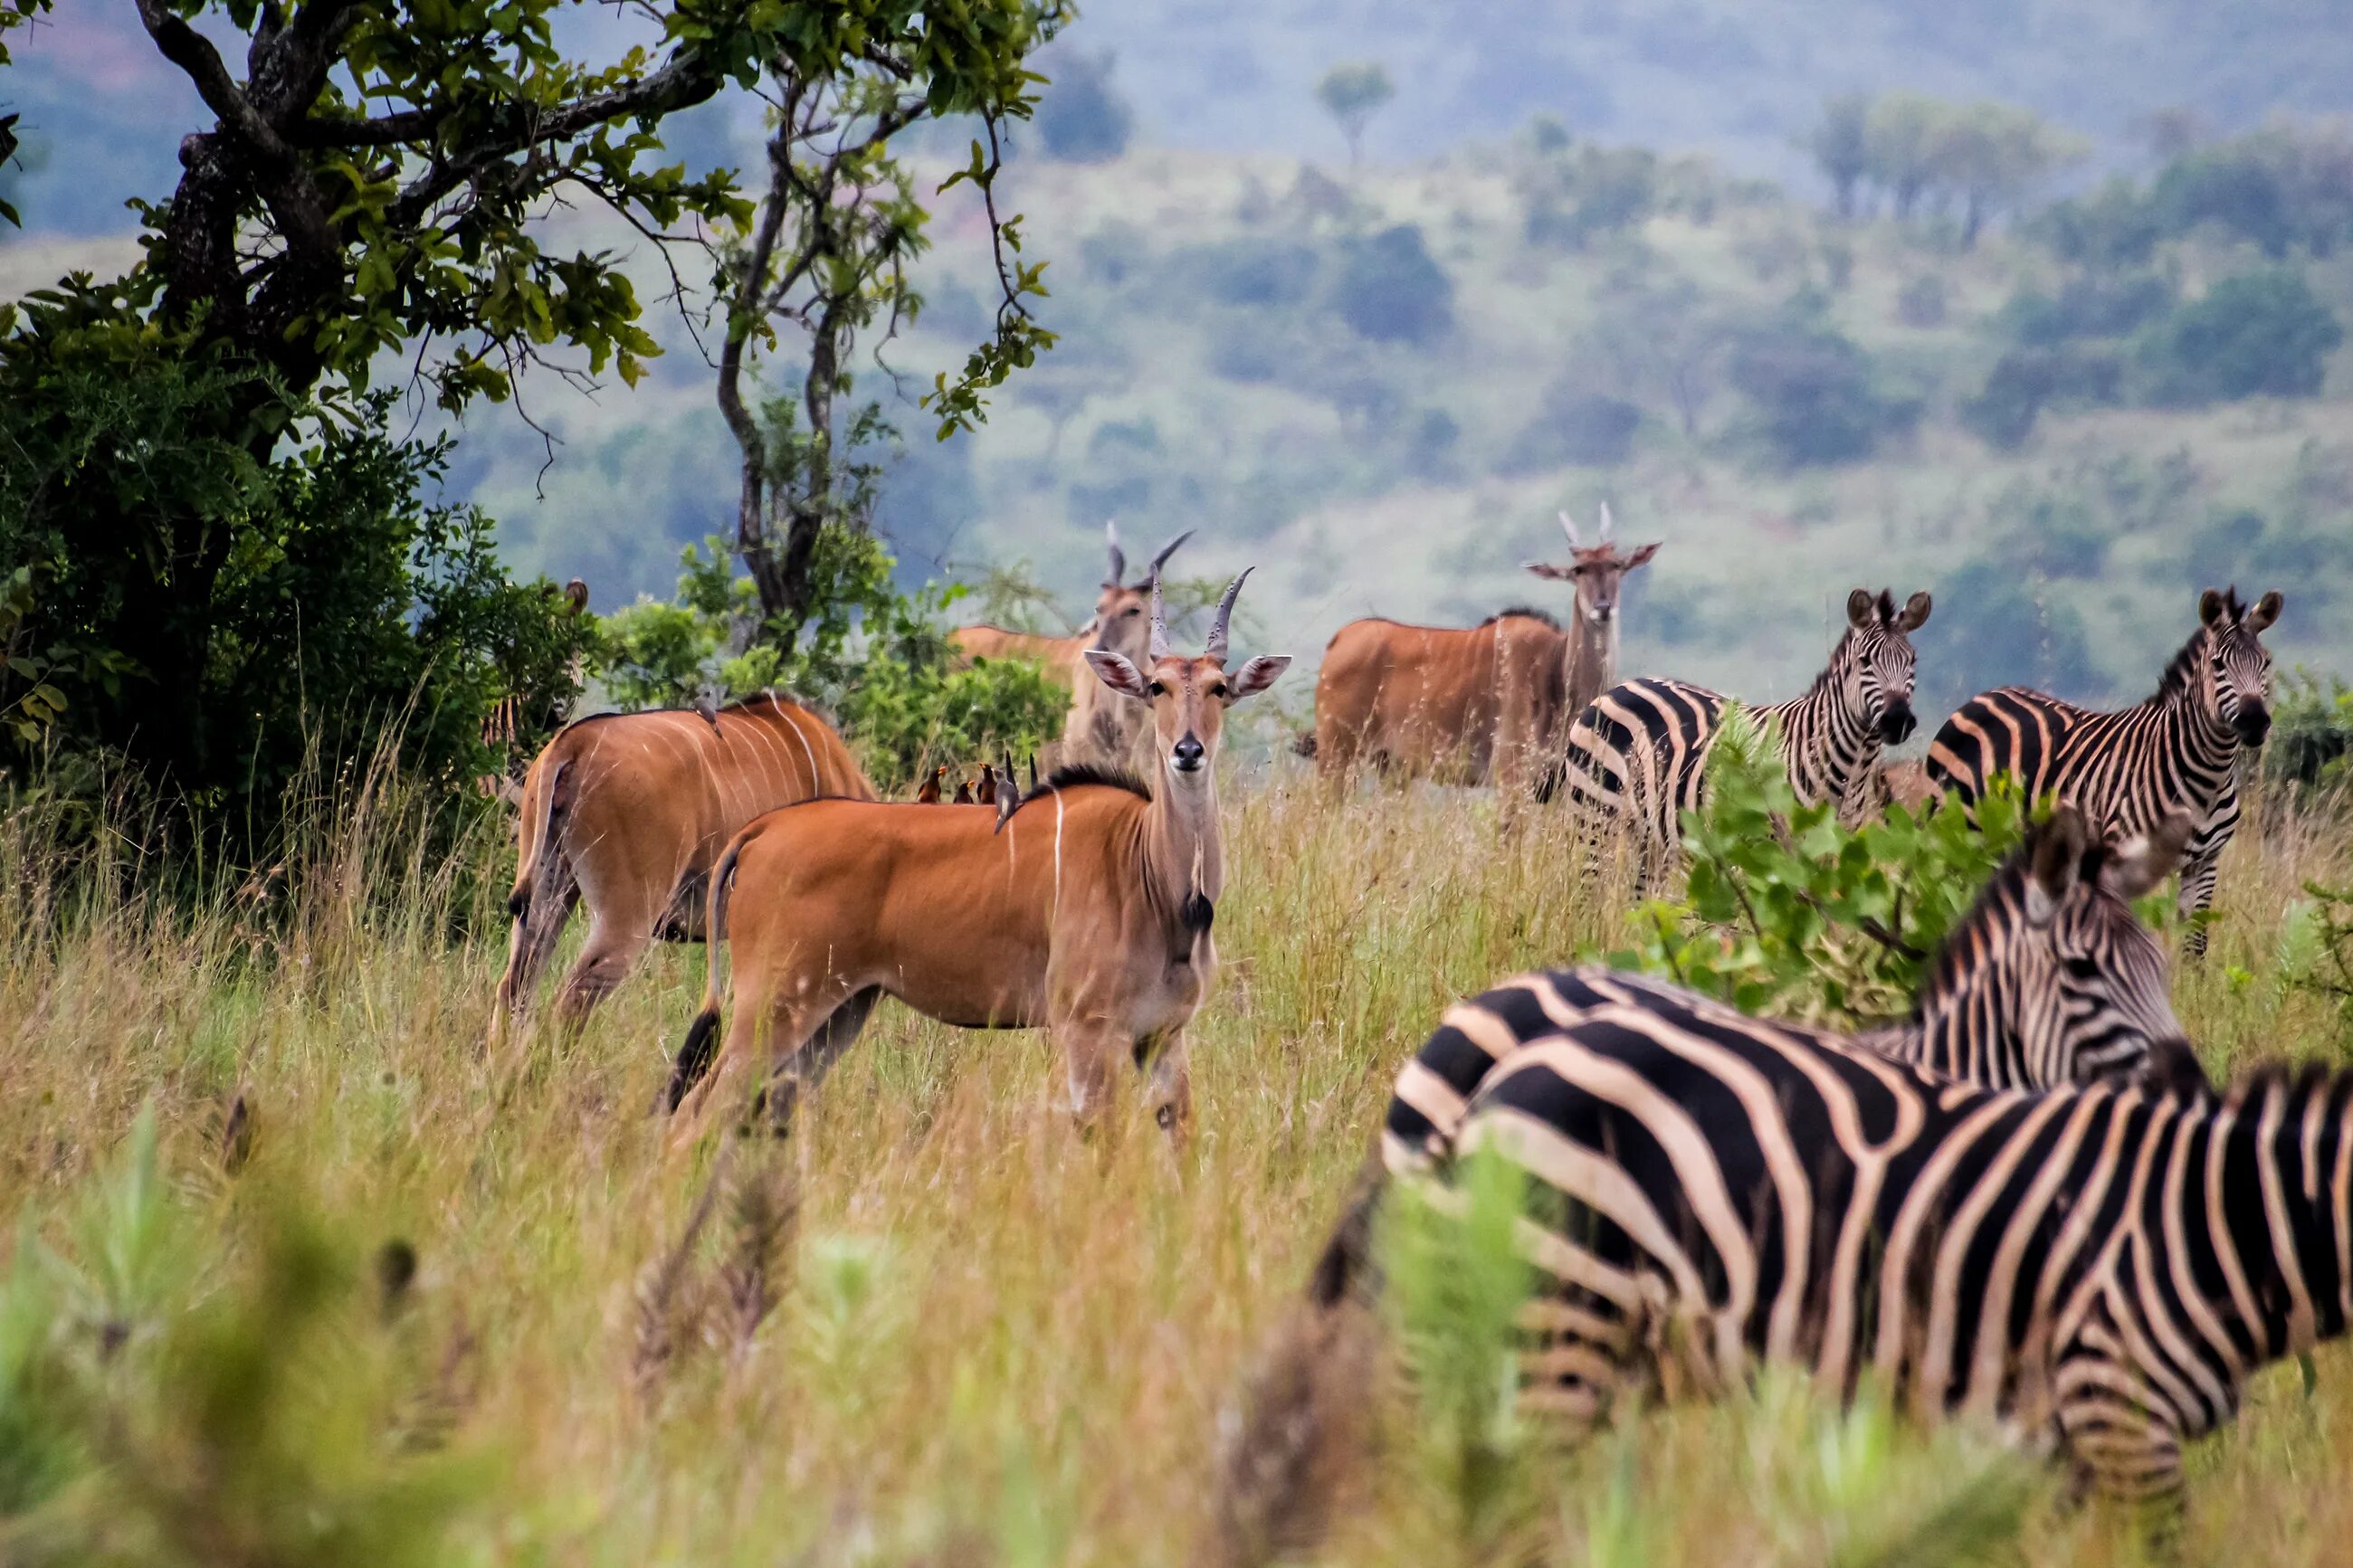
665, 570, 1291, 1150
1307, 508, 1659, 798
490, 693, 874, 1049
951, 522, 1195, 769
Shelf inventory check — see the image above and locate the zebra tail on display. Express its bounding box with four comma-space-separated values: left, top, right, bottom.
509, 754, 571, 919
1207, 1155, 1385, 1568
665, 833, 748, 1112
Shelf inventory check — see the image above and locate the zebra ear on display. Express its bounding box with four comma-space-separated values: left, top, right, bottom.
1846, 588, 1875, 627
2246, 590, 2283, 633
2026, 807, 2090, 925
2198, 587, 2226, 627
1895, 591, 1931, 632
2102, 812, 2196, 901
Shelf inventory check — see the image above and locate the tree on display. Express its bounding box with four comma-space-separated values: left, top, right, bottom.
1036, 48, 1134, 162
1579, 271, 1731, 438
2135, 271, 2344, 406
1930, 101, 2088, 249
1332, 223, 1453, 345
1314, 62, 1395, 169
1863, 93, 1945, 221
0, 0, 1056, 814
713, 8, 1060, 645
1806, 93, 1871, 220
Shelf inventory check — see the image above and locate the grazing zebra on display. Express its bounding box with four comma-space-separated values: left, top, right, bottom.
1295, 974, 2339, 1515
1558, 587, 1931, 891
1927, 586, 2283, 958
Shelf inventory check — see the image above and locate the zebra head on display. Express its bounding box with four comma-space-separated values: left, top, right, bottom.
1525, 506, 1662, 628
1840, 587, 1932, 745
2004, 806, 2200, 1088
2196, 586, 2283, 747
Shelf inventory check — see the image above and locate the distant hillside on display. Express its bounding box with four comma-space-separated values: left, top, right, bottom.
425, 125, 2352, 719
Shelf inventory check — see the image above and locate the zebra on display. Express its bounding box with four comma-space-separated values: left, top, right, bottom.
1290, 976, 2342, 1516
1927, 586, 2283, 959
1558, 587, 1931, 894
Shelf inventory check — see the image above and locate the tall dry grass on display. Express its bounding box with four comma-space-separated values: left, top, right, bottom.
0, 764, 2348, 1566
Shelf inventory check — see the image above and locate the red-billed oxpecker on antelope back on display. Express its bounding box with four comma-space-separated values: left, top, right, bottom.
1307, 506, 1659, 799
950, 522, 1196, 770
666, 569, 1291, 1151
489, 693, 874, 1050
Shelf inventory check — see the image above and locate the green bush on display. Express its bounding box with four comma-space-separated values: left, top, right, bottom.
1332, 225, 1455, 346
594, 531, 1067, 794
1728, 316, 1921, 467
2266, 670, 2353, 799
0, 278, 591, 847
1609, 707, 2034, 1023
1961, 346, 2122, 449
1035, 48, 1134, 163
2134, 271, 2343, 406
1996, 271, 2175, 343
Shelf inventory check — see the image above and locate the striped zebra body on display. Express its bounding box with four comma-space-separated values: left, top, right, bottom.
1559, 588, 1930, 891
1927, 588, 2282, 957
1360, 970, 2342, 1505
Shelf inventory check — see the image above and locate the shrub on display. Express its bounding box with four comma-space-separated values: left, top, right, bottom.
2266, 670, 2353, 799
1502, 383, 1643, 470
594, 532, 1065, 793
1728, 318, 1920, 467
1894, 275, 1947, 328
1036, 49, 1135, 163
1996, 271, 2176, 343
1332, 224, 1454, 346
1962, 346, 2123, 449
0, 280, 590, 848
1193, 240, 1320, 309
1609, 707, 2034, 1023
2026, 176, 2165, 270
2134, 271, 2343, 405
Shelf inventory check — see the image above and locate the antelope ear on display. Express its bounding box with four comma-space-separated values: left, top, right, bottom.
2198, 587, 2225, 627
1083, 650, 1153, 701
1896, 591, 1931, 632
1524, 561, 1577, 581
2246, 590, 2283, 633
1846, 587, 1876, 628
1623, 542, 1661, 568
1227, 654, 1291, 702
2101, 812, 2195, 901
2026, 806, 2090, 926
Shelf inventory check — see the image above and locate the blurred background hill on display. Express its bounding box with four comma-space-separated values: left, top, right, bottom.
7, 1, 2349, 713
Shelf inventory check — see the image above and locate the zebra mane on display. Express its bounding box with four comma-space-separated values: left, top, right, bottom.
2150, 623, 2214, 704
2222, 1057, 2343, 1113
1800, 627, 1858, 698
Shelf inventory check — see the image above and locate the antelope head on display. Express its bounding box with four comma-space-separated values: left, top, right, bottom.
1083, 568, 1290, 787
1091, 521, 1196, 667
1524, 505, 1660, 628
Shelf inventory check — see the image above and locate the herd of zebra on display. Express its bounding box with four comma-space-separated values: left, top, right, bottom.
482, 514, 2327, 1526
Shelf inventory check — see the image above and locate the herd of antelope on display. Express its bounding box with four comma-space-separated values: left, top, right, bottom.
487, 512, 2334, 1525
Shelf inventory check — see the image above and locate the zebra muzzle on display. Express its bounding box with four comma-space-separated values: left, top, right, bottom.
1878, 700, 1918, 746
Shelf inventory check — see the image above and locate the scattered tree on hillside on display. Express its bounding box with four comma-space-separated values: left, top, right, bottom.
1333, 223, 1453, 344
1580, 271, 1732, 438
1824, 91, 2084, 244
1806, 93, 1872, 220
2135, 271, 2344, 406
1314, 62, 1396, 169
713, 5, 1062, 647
1037, 48, 1135, 162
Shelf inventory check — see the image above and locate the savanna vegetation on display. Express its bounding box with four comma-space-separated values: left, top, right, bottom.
5, 3, 2353, 1563
3, 754, 2352, 1566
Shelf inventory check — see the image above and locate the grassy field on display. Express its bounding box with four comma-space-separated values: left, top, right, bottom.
1, 768, 2350, 1567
